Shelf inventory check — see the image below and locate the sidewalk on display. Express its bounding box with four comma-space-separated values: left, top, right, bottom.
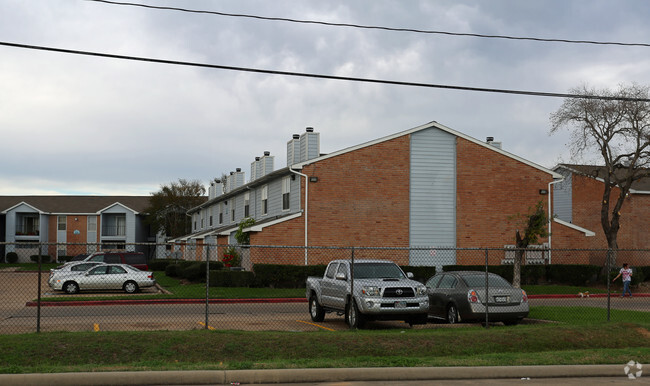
0, 364, 630, 385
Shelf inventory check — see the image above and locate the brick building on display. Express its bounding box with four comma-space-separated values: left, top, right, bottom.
551, 164, 650, 265
182, 121, 603, 267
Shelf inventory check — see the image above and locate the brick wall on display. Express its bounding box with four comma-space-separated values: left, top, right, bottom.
560, 172, 650, 251
456, 138, 554, 264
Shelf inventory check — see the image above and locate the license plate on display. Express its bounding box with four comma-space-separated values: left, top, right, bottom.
494, 296, 508, 303
395, 301, 407, 308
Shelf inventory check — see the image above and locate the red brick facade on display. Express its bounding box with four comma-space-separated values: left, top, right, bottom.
455, 138, 553, 264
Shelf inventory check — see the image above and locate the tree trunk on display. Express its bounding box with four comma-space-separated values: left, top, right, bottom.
513, 230, 525, 289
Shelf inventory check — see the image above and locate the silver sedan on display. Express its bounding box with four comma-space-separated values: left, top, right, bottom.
49, 264, 155, 294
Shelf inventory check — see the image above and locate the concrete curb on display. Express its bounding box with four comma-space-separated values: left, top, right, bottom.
0, 365, 627, 385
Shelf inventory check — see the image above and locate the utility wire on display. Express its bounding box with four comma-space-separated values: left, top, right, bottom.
2, 41, 648, 102
85, 0, 650, 48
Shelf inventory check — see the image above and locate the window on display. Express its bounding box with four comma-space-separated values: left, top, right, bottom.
87, 216, 97, 232
325, 263, 338, 279
282, 176, 290, 210
244, 192, 250, 217
219, 203, 223, 224
261, 185, 268, 215
58, 216, 66, 231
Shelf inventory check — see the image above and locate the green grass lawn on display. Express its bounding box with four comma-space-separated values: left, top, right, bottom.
0, 316, 647, 373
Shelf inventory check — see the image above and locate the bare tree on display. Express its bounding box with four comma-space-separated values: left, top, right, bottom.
550, 84, 650, 261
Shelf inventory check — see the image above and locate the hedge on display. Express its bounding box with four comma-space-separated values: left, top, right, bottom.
29, 255, 51, 263
442, 264, 602, 286
400, 266, 436, 284
209, 270, 255, 287
252, 264, 327, 288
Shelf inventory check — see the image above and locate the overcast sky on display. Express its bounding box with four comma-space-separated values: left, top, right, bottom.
2, 0, 649, 196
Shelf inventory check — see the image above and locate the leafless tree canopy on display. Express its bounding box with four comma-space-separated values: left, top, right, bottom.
550, 83, 650, 250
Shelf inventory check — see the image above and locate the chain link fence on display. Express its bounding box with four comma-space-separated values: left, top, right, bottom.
0, 242, 648, 334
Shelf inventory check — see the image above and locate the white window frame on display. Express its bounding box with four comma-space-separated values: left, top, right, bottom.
282, 176, 291, 211
261, 185, 268, 215
87, 216, 97, 232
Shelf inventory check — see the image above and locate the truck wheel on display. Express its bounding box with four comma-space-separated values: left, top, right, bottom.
347, 300, 365, 329
309, 295, 325, 322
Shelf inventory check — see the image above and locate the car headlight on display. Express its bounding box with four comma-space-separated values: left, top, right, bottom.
361, 286, 380, 296
416, 286, 427, 296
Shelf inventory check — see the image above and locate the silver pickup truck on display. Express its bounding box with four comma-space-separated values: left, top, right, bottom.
305, 259, 429, 328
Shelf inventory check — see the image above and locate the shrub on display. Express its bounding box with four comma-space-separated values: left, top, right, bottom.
165, 263, 184, 278
30, 255, 51, 263
547, 264, 601, 286
209, 270, 255, 287
253, 264, 327, 288
400, 266, 436, 284
149, 259, 175, 271
5, 252, 18, 263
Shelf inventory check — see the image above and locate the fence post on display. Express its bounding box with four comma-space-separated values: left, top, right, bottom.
36, 242, 42, 333
204, 241, 211, 330
484, 248, 489, 329
606, 249, 611, 322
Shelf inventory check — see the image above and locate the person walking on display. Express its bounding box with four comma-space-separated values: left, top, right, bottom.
612, 263, 633, 297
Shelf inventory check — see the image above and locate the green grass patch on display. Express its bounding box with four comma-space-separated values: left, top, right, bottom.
522, 284, 608, 295
0, 323, 647, 373
530, 306, 649, 325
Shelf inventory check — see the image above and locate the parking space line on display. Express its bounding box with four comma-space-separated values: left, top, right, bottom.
296, 320, 336, 331
198, 322, 216, 330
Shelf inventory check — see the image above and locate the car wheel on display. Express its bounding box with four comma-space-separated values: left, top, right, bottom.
309, 295, 325, 322
347, 299, 365, 329
123, 281, 139, 294
63, 281, 79, 295
446, 304, 458, 324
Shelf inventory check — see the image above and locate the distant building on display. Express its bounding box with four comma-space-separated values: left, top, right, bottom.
0, 196, 152, 262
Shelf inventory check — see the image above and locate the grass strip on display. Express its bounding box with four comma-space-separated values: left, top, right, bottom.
0, 322, 648, 374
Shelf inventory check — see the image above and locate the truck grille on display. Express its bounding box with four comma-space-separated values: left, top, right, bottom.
383, 287, 415, 298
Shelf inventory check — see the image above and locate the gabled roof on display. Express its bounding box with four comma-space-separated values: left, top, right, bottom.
554, 164, 650, 193
0, 196, 151, 215
293, 121, 563, 179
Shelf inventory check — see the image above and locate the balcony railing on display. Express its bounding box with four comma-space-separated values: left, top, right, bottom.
101, 225, 126, 237
15, 225, 39, 236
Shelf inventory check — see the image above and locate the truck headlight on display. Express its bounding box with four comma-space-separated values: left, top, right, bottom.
362, 286, 380, 296
416, 286, 427, 296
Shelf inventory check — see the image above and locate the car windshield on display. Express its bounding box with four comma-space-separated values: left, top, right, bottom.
462, 274, 512, 288
353, 263, 405, 279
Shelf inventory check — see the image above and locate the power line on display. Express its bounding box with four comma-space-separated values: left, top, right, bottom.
2, 40, 649, 102
85, 0, 650, 48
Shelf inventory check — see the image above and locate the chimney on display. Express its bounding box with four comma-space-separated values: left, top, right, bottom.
486, 137, 502, 149
260, 151, 274, 177
300, 127, 320, 162
212, 179, 223, 198
287, 134, 301, 166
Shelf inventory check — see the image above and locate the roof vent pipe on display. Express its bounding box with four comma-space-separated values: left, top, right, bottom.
293, 134, 300, 139
236, 168, 241, 172
486, 137, 494, 142
264, 151, 270, 156
306, 127, 314, 133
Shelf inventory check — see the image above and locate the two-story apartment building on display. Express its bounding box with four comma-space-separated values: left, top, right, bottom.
0, 196, 152, 262
182, 121, 605, 267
